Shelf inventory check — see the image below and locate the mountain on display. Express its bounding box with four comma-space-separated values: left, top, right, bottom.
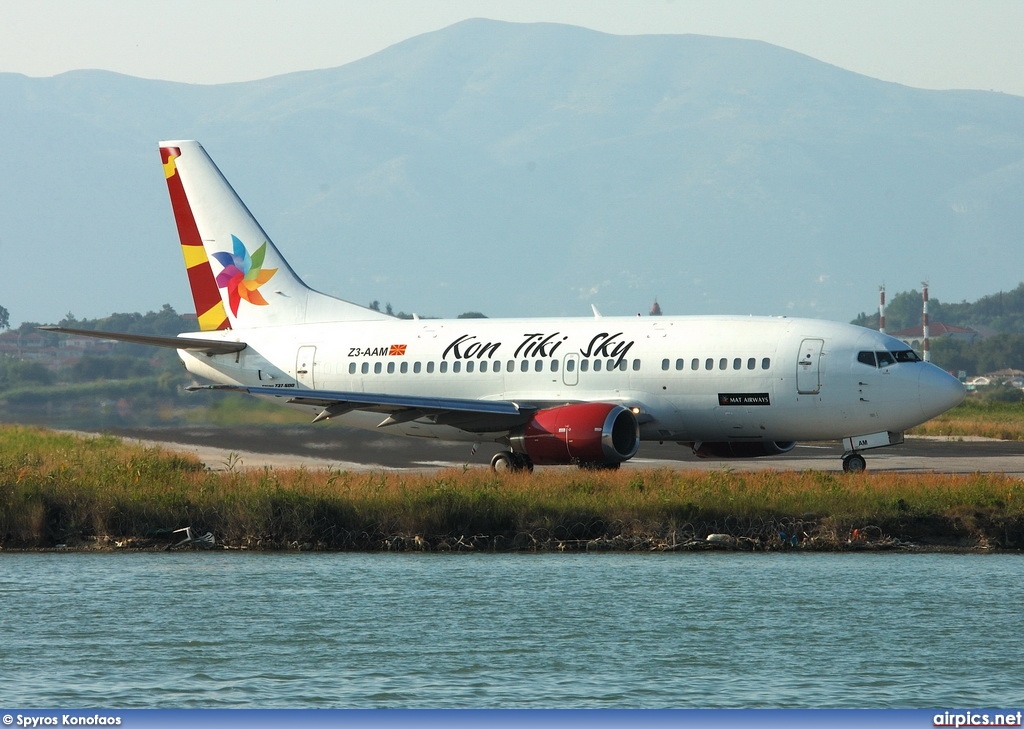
2, 19, 1023, 327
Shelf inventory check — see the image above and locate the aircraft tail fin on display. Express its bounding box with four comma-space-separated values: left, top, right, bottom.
159, 140, 390, 329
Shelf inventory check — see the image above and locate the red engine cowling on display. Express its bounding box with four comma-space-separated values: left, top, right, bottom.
692, 441, 797, 459
510, 402, 640, 467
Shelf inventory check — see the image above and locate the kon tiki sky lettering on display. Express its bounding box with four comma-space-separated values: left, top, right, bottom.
441, 331, 635, 366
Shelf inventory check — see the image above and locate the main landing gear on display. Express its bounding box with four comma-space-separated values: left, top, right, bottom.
490, 451, 534, 473
489, 452, 621, 472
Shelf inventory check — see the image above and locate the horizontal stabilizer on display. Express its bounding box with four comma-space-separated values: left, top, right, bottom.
40, 326, 246, 355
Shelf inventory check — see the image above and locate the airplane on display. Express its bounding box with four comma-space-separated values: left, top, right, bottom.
46, 140, 966, 472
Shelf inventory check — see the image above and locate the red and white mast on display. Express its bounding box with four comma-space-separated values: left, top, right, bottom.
921, 281, 930, 362
879, 285, 886, 334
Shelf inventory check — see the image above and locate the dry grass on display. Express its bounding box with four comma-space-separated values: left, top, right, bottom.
910, 399, 1024, 441
1, 425, 1022, 552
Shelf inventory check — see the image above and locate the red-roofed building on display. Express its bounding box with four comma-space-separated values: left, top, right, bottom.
889, 322, 978, 351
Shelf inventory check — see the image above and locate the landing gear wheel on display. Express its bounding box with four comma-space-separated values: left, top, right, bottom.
491, 452, 534, 473
842, 453, 867, 472
491, 452, 515, 472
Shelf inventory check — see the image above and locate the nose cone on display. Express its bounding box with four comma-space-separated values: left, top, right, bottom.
919, 365, 965, 420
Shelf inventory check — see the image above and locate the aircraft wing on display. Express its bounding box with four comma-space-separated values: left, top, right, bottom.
187, 383, 539, 432
39, 326, 247, 355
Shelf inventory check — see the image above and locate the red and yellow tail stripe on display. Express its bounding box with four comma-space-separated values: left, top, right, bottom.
161, 146, 230, 331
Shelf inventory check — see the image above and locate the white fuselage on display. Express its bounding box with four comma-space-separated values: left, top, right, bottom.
178, 314, 964, 445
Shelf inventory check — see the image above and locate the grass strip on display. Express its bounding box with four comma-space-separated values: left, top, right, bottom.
1, 425, 1022, 552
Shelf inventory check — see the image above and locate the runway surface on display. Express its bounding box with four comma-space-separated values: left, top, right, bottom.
104, 424, 1024, 476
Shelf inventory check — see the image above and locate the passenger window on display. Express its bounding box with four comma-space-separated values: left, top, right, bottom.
374, 362, 382, 374
534, 360, 544, 372
719, 358, 727, 370
400, 362, 408, 374
506, 360, 514, 372
414, 362, 422, 374
580, 360, 589, 372
349, 362, 356, 375
747, 358, 756, 370
705, 358, 714, 370
453, 361, 462, 373
387, 361, 395, 374
594, 360, 603, 372
761, 358, 771, 370
520, 360, 529, 373
566, 359, 576, 372
361, 362, 369, 375
662, 359, 670, 371
733, 358, 741, 370
440, 362, 448, 373
633, 359, 641, 371
465, 361, 474, 373
426, 362, 435, 374
479, 361, 487, 373
691, 358, 700, 371
675, 359, 684, 371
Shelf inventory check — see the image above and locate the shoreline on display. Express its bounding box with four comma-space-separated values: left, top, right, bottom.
4, 541, 1014, 554
6, 517, 1017, 555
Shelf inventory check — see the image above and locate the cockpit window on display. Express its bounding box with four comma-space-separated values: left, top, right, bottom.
857, 349, 921, 368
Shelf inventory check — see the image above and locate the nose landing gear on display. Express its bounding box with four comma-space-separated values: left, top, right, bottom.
840, 431, 904, 472
842, 453, 867, 472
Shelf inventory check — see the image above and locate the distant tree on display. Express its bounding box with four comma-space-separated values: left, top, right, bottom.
145, 304, 188, 336
853, 282, 1024, 335
0, 356, 54, 389
68, 354, 154, 382
369, 300, 381, 312
882, 290, 928, 332
930, 333, 1024, 376
385, 302, 394, 316
457, 312, 488, 319
0, 304, 9, 330
929, 338, 974, 375
977, 383, 1024, 404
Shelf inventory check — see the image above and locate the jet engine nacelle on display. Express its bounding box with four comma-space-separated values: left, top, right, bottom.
692, 440, 797, 459
510, 402, 640, 467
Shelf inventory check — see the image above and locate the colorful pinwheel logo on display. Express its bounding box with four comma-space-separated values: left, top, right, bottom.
212, 236, 278, 316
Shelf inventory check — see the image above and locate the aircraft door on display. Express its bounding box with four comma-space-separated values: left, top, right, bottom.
796, 338, 823, 394
562, 353, 580, 386
296, 345, 316, 388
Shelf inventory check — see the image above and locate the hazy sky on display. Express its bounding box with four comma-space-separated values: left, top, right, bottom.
2, 0, 1023, 96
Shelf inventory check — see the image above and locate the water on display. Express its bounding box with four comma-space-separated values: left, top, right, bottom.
1, 552, 1021, 708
